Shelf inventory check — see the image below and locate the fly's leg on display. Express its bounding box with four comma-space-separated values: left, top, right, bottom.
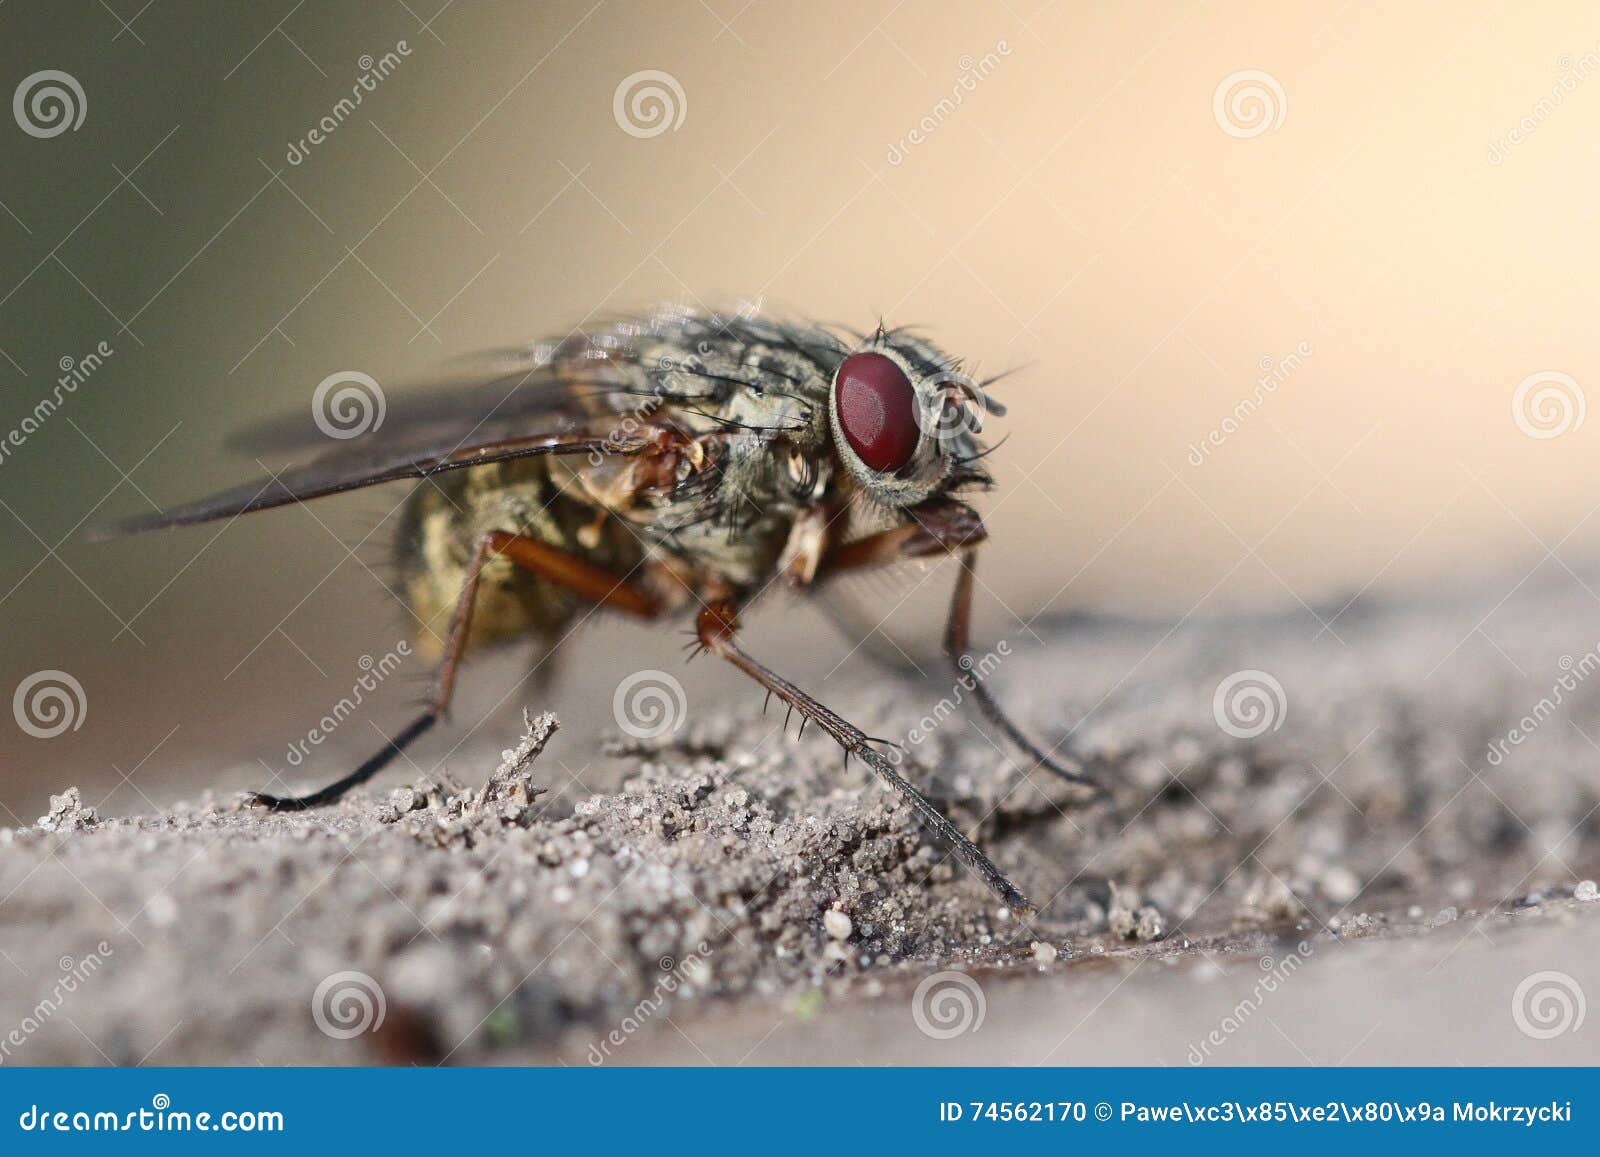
817, 497, 1101, 793
945, 548, 1101, 792
251, 530, 659, 811
246, 532, 495, 811
695, 601, 1035, 915
484, 531, 659, 619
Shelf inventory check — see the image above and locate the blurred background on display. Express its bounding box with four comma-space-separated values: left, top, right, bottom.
4, 0, 1600, 818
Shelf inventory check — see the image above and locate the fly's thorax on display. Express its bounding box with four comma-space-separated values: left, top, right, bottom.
465, 309, 991, 597
658, 506, 793, 590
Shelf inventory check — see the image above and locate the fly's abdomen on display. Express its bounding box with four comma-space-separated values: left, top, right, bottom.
396, 459, 643, 660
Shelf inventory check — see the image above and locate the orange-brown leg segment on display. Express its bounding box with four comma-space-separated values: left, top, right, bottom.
695, 601, 1034, 914
486, 531, 660, 619
814, 495, 988, 580
250, 530, 658, 811
810, 497, 984, 670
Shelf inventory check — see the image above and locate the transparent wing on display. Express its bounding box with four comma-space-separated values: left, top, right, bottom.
90, 350, 658, 539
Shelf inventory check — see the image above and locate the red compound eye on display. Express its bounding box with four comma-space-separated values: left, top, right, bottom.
834, 352, 919, 474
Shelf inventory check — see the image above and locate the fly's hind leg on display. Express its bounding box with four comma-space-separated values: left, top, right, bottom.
246, 533, 495, 812
250, 530, 659, 811
695, 602, 1034, 915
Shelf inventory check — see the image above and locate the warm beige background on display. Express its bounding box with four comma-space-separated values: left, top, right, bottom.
5, 1, 1600, 814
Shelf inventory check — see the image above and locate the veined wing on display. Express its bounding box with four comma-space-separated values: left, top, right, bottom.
88, 415, 647, 539
91, 347, 672, 538
223, 341, 651, 457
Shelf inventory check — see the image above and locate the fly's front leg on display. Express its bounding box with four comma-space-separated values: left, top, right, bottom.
945, 547, 1100, 791
817, 497, 1101, 793
695, 602, 1035, 915
815, 495, 988, 579
251, 529, 660, 811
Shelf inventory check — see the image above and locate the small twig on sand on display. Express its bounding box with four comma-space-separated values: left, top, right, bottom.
479, 709, 559, 814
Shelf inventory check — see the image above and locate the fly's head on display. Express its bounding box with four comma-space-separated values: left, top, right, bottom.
827, 330, 1003, 510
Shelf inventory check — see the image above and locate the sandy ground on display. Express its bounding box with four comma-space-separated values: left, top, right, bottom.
3, 582, 1599, 1065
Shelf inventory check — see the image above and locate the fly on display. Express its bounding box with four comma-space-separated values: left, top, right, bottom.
92, 307, 1102, 914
